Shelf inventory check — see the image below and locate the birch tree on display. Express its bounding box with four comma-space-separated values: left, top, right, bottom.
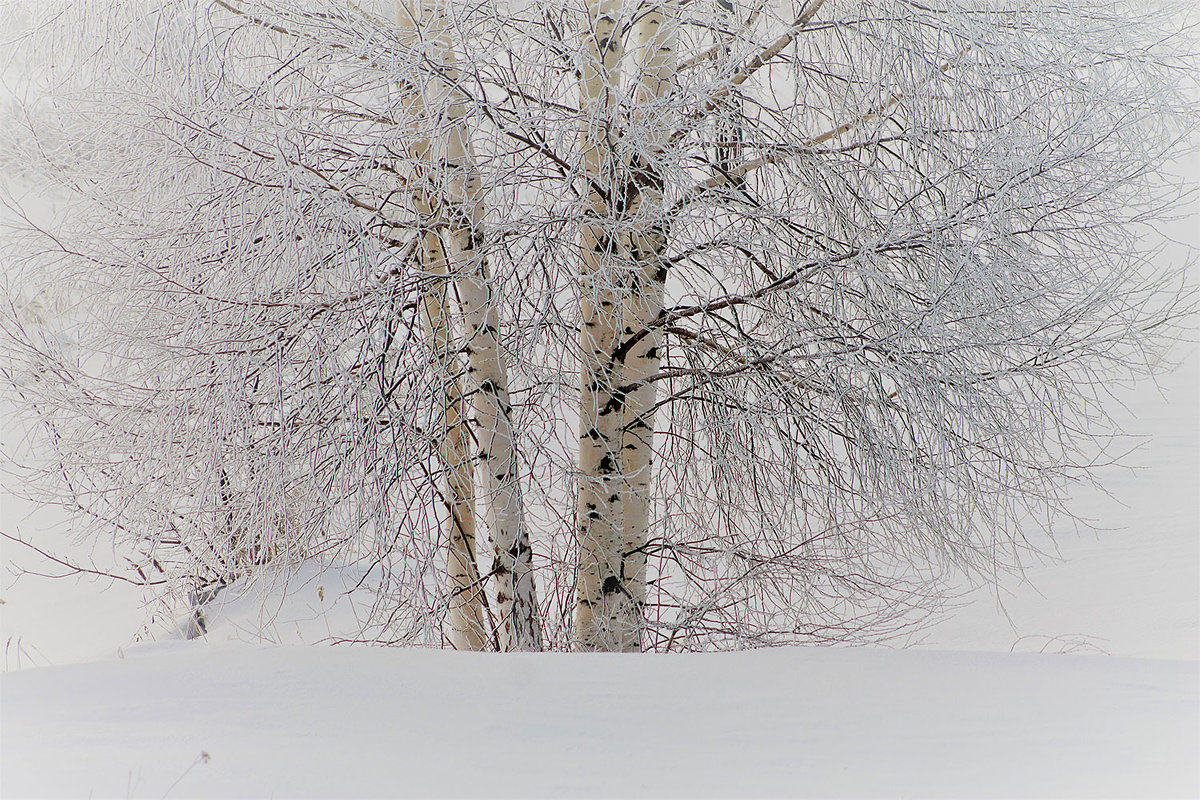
2, 0, 1193, 651
574, 0, 680, 651
406, 83, 493, 650
395, 0, 542, 650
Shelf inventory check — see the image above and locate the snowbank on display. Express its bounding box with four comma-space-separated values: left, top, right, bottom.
3, 642, 1195, 798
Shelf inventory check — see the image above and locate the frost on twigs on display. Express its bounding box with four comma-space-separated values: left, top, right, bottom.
0, 0, 1194, 651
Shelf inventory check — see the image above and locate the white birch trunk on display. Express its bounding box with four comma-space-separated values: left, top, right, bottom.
615, 0, 677, 652
439, 47, 543, 654
400, 0, 542, 650
574, 0, 633, 651
415, 220, 492, 651
393, 0, 492, 651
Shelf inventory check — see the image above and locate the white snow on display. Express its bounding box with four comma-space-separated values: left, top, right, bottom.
3, 642, 1196, 798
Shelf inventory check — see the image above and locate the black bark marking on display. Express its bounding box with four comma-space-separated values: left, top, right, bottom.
599, 393, 626, 415
602, 576, 622, 595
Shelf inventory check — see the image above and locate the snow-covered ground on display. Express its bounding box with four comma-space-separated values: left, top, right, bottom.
4, 643, 1196, 798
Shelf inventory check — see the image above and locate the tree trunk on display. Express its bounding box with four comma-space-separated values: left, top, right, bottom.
405, 0, 543, 651
574, 0, 635, 651
616, 0, 677, 652
394, 0, 492, 651
441, 64, 543, 654
415, 225, 493, 652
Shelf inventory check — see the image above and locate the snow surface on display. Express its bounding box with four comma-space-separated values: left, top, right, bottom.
3, 643, 1197, 798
